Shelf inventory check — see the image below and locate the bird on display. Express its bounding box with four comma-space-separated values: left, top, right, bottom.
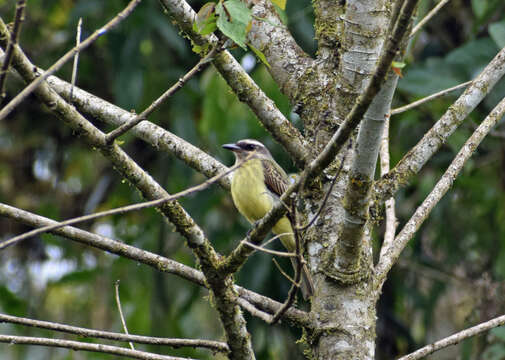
222, 139, 314, 299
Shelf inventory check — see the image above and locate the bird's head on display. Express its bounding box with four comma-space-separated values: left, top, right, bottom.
222, 139, 272, 161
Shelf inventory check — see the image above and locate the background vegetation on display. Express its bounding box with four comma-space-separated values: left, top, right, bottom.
1, 0, 505, 359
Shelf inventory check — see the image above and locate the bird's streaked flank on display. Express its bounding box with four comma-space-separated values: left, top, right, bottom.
223, 139, 314, 299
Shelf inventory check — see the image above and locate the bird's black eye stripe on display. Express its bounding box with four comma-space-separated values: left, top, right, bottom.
244, 144, 255, 151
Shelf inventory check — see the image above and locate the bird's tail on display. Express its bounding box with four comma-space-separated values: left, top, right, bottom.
290, 258, 315, 300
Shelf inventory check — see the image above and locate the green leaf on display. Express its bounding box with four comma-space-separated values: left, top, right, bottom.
192, 42, 210, 55
489, 21, 505, 49
248, 43, 271, 68
392, 61, 406, 69
270, 0, 286, 10
216, 0, 252, 50
193, 2, 218, 35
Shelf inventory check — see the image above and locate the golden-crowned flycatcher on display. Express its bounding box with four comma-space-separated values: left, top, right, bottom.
222, 139, 314, 299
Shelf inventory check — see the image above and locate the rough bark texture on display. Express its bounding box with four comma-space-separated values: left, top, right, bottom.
299, 1, 392, 358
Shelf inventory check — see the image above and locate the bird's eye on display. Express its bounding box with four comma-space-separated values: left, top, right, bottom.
244, 144, 255, 151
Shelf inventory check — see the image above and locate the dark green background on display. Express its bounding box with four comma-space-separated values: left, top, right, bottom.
1, 0, 505, 359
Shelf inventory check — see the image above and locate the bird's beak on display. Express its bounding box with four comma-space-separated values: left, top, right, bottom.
222, 143, 241, 151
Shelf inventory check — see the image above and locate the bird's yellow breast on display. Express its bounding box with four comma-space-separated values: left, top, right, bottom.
230, 159, 273, 223
230, 159, 295, 251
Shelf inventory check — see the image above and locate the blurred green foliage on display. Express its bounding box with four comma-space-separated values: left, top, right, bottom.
0, 0, 504, 359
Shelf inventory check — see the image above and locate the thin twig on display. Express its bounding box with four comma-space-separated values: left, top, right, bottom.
236, 298, 273, 323
0, 334, 193, 360
0, 0, 26, 98
0, 312, 228, 352
272, 258, 296, 285
376, 92, 505, 286
69, 17, 82, 102
0, 155, 246, 250
0, 0, 142, 121
398, 313, 505, 360
295, 141, 350, 231
218, 0, 419, 276
410, 0, 451, 38
469, 119, 505, 140
260, 232, 292, 249
391, 80, 472, 115
242, 239, 296, 257
0, 203, 309, 327
270, 202, 303, 324
105, 43, 222, 143
115, 280, 135, 350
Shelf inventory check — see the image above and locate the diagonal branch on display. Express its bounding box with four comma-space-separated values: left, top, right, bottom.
244, 0, 314, 101
390, 80, 472, 115
0, 0, 26, 98
69, 17, 82, 102
0, 21, 255, 359
0, 203, 311, 327
0, 203, 205, 283
219, 0, 419, 279
158, 0, 308, 168
0, 0, 142, 121
0, 46, 230, 188
374, 45, 505, 203
303, 0, 419, 184
0, 335, 193, 360
0, 313, 229, 353
0, 19, 209, 253
398, 313, 505, 360
375, 94, 505, 286
0, 157, 241, 250
43, 71, 231, 190
104, 42, 223, 143
409, 0, 451, 38
332, 73, 399, 279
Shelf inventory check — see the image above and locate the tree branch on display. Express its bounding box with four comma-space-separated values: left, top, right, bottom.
219, 0, 419, 280
158, 0, 308, 168
398, 313, 505, 360
0, 313, 229, 353
333, 73, 398, 279
0, 21, 255, 359
115, 281, 135, 350
0, 157, 241, 250
409, 0, 451, 38
43, 72, 231, 190
379, 116, 397, 259
0, 203, 311, 327
374, 45, 505, 202
104, 42, 222, 143
304, 0, 419, 185
244, 0, 314, 101
0, 20, 209, 253
0, 0, 26, 98
0, 335, 193, 360
0, 0, 142, 121
69, 17, 82, 102
390, 80, 472, 115
375, 93, 505, 286
0, 203, 205, 284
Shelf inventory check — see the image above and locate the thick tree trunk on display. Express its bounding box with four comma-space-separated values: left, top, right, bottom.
302, 0, 391, 358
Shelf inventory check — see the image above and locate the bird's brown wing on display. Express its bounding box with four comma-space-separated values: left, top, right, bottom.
261, 159, 289, 197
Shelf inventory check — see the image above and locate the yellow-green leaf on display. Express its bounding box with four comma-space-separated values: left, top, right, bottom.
248, 44, 271, 68
270, 0, 286, 10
